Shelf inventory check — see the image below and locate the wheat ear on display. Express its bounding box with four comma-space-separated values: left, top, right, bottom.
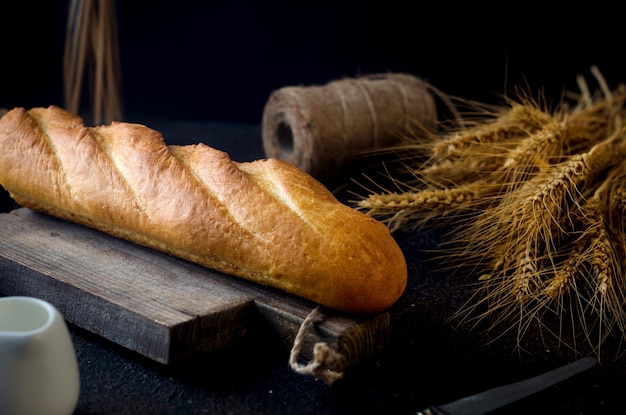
356, 180, 495, 232
430, 103, 553, 161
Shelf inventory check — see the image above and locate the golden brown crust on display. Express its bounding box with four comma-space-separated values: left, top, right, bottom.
0, 106, 407, 314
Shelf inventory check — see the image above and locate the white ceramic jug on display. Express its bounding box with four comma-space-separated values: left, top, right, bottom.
0, 296, 80, 415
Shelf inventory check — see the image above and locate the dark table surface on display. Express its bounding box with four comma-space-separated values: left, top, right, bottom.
1, 119, 624, 415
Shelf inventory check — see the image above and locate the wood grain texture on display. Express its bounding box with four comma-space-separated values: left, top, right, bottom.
0, 208, 390, 367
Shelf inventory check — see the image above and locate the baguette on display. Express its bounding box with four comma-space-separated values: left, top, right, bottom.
0, 106, 407, 314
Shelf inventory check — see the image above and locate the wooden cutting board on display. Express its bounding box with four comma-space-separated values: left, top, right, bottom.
0, 208, 390, 367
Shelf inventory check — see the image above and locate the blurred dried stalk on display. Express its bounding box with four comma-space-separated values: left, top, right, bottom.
64, 0, 122, 124
357, 66, 626, 359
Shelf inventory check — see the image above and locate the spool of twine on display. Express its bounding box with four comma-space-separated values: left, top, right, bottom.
262, 73, 437, 179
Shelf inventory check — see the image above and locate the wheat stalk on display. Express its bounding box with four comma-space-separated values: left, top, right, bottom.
64, 0, 122, 124
430, 103, 552, 161
357, 180, 495, 232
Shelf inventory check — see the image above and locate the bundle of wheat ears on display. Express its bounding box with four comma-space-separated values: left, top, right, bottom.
357, 66, 626, 360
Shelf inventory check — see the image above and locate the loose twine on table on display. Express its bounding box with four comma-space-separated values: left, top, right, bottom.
289, 306, 345, 385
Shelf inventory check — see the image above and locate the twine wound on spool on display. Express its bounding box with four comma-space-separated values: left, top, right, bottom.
262, 73, 437, 179
289, 306, 345, 385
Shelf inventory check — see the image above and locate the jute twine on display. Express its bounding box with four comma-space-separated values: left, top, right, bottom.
289, 306, 345, 385
262, 73, 437, 179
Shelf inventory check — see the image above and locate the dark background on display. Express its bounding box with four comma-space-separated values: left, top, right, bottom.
2, 1, 624, 125
2, 3, 626, 414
